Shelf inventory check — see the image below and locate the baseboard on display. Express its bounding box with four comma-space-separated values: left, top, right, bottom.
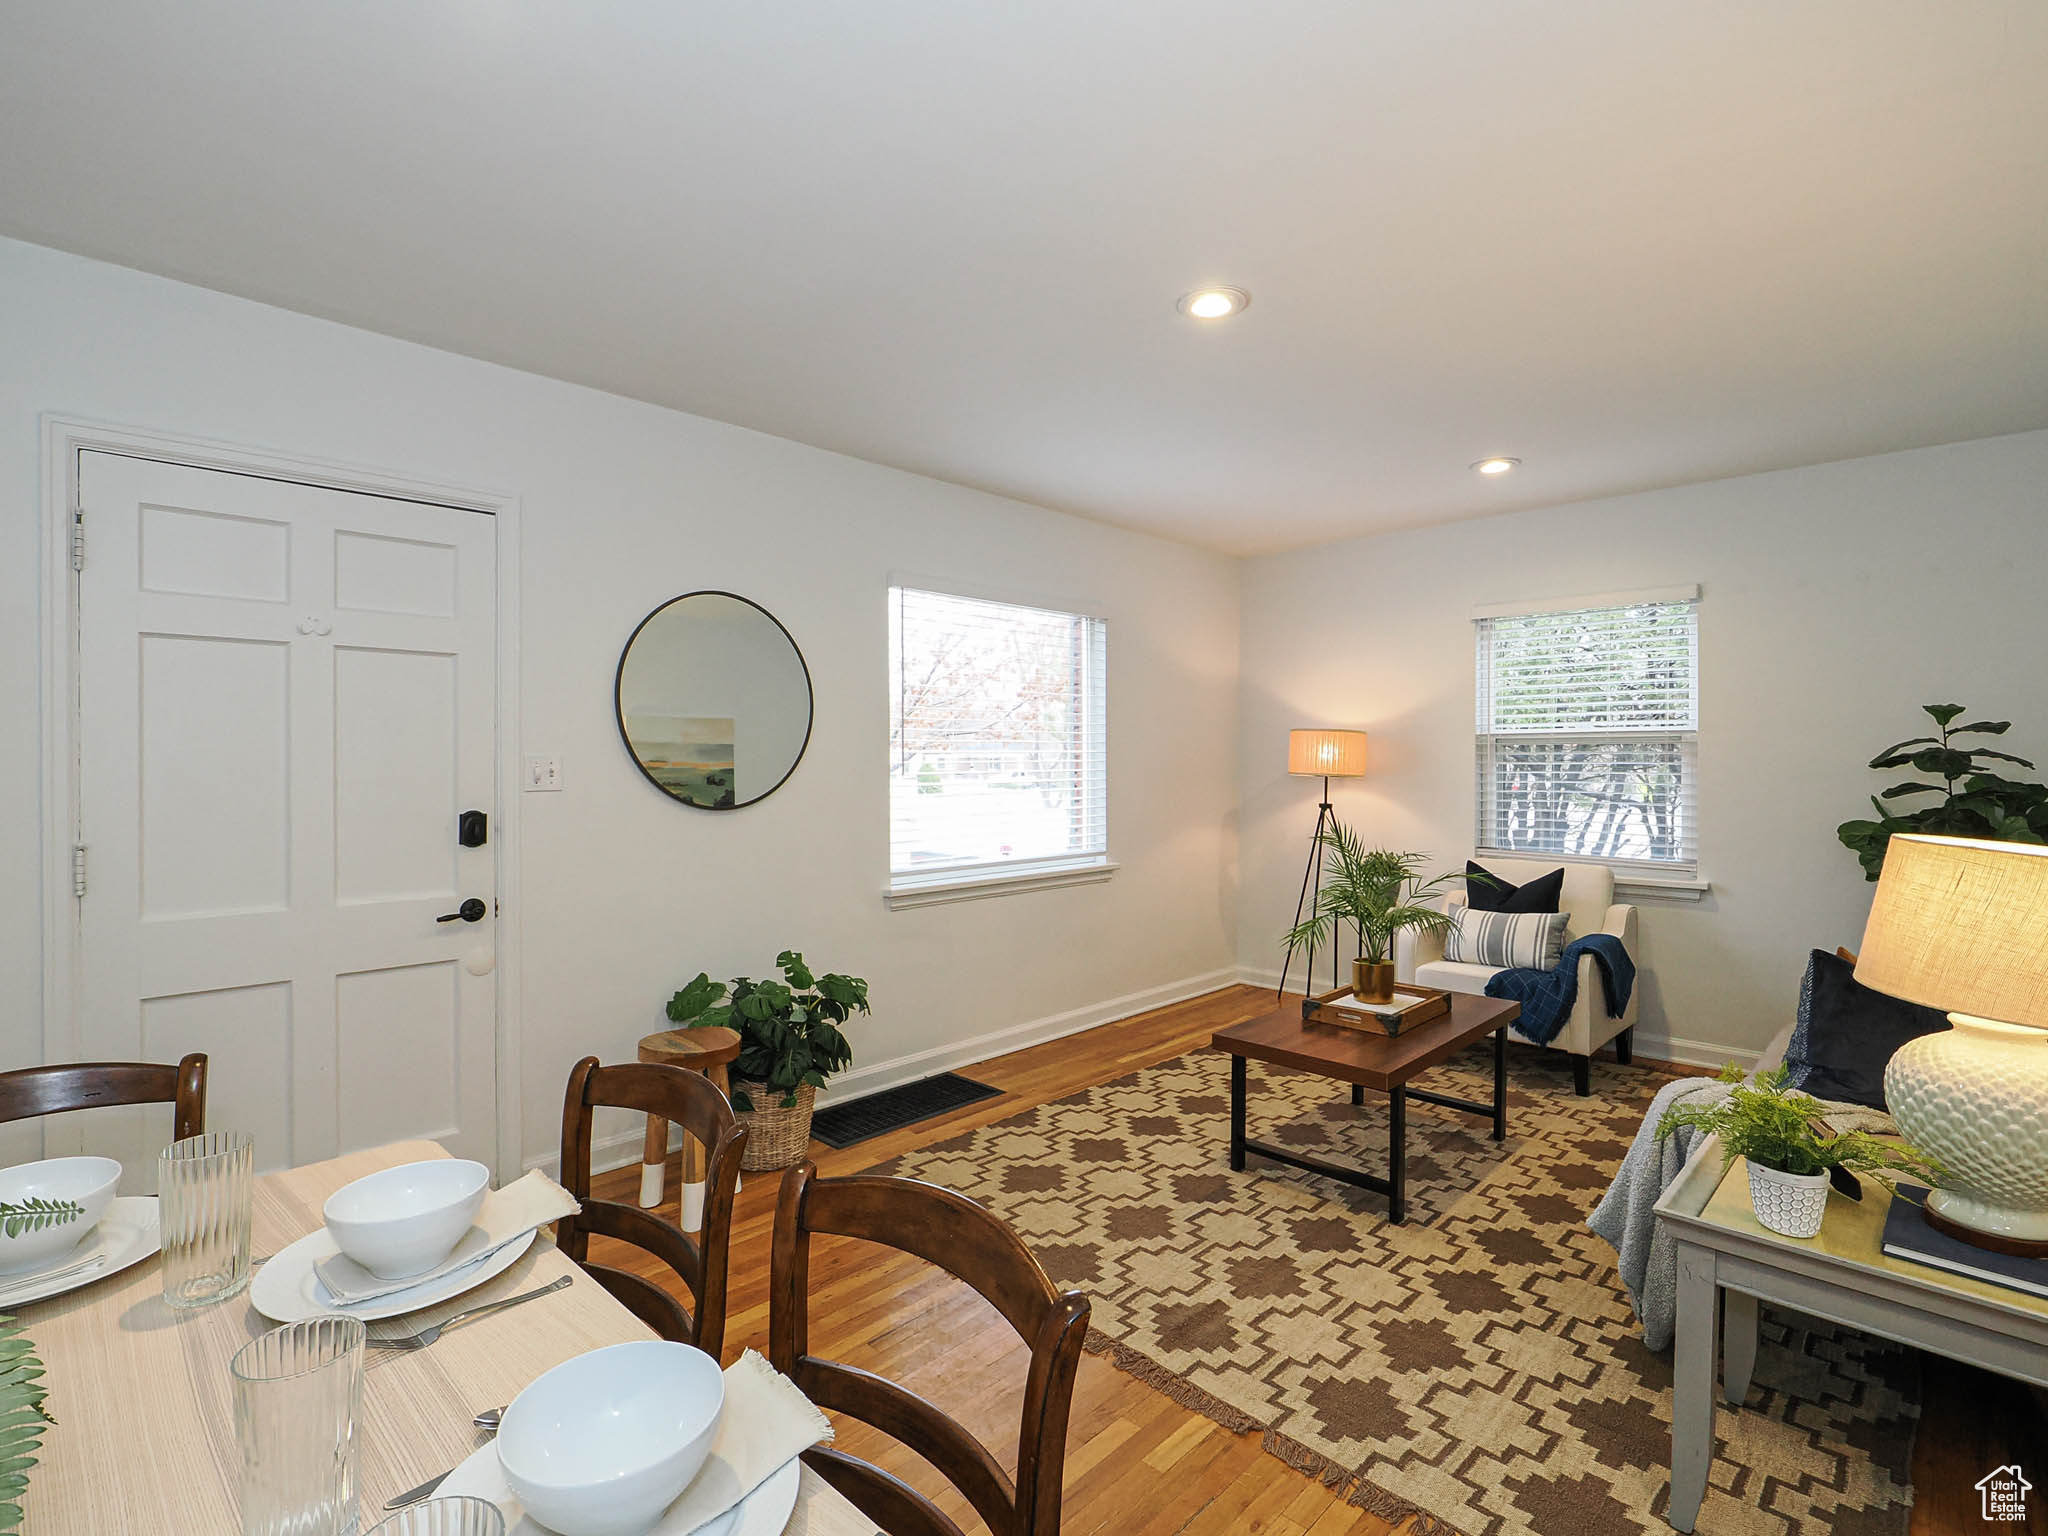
1233, 967, 1760, 1074
822, 964, 1242, 1107
524, 964, 1243, 1179
1629, 1035, 1759, 1072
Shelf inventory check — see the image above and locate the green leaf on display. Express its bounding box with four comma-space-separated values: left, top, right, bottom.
1877, 781, 1947, 799
1968, 749, 2037, 769
665, 972, 727, 1024
776, 950, 815, 990
1951, 720, 2012, 736
1907, 746, 1978, 781
730, 1087, 754, 1113
0, 1201, 83, 1241
1869, 738, 1939, 766
1921, 703, 1966, 727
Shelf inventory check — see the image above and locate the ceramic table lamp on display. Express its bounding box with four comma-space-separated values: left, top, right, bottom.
1855, 834, 2048, 1255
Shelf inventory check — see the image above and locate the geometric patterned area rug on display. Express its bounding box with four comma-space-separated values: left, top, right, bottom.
878, 1044, 1921, 1536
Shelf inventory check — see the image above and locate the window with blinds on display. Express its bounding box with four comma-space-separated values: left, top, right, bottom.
889, 586, 1108, 889
1474, 595, 1698, 872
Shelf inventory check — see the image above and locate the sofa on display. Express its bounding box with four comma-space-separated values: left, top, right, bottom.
1403, 855, 1639, 1095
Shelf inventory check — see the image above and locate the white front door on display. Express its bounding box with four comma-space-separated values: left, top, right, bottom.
71, 452, 500, 1177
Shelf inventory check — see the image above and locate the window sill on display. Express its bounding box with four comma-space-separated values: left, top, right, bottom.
1613, 874, 1712, 902
886, 859, 1117, 910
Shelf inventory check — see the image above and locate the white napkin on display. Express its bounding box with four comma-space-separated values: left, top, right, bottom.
313, 1169, 580, 1304
662, 1349, 834, 1535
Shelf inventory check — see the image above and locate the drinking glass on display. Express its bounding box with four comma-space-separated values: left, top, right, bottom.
159, 1129, 254, 1308
363, 1498, 506, 1536
232, 1316, 367, 1536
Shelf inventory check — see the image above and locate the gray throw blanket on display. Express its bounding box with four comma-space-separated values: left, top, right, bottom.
1587, 1074, 1730, 1350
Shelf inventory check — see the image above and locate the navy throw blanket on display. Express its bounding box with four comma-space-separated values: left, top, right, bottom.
1484, 934, 1634, 1046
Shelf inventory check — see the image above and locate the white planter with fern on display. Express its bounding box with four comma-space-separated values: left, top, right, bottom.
1746, 1161, 1830, 1238
1658, 1065, 1942, 1246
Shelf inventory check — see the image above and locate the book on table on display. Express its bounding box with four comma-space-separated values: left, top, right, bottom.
1881, 1184, 2048, 1301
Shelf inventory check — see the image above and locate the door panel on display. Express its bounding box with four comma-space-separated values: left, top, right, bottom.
334, 529, 458, 617
75, 452, 498, 1180
139, 503, 291, 602
140, 982, 296, 1166
336, 961, 461, 1154
334, 647, 458, 905
139, 634, 293, 920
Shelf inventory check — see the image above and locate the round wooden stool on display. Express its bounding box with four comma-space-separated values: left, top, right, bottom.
636, 1026, 742, 1230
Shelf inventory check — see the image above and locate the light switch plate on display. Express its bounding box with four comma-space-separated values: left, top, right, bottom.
524, 754, 562, 792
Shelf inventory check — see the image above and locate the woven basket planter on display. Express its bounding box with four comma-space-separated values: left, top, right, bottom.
733, 1080, 816, 1171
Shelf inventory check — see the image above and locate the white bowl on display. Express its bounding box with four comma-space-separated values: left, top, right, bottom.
0, 1157, 121, 1276
497, 1341, 725, 1536
322, 1159, 489, 1279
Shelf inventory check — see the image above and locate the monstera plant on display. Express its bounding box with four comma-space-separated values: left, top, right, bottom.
1837, 703, 2048, 880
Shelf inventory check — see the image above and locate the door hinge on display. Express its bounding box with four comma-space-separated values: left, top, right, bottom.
71, 844, 87, 899
70, 510, 85, 572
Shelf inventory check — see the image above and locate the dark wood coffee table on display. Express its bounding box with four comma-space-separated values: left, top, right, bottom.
1210, 992, 1521, 1223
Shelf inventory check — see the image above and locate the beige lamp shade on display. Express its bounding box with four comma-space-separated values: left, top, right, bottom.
1855, 834, 2048, 1028
1288, 729, 1368, 778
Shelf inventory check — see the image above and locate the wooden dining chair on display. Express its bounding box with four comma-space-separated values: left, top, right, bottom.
557, 1057, 746, 1356
770, 1162, 1091, 1536
0, 1055, 208, 1140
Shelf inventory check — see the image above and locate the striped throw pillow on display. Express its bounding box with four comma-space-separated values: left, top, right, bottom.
1442, 907, 1569, 970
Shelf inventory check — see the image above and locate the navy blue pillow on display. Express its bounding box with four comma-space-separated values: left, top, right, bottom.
1465, 860, 1564, 914
1783, 949, 1948, 1111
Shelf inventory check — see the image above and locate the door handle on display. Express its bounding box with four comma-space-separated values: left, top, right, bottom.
437, 899, 488, 924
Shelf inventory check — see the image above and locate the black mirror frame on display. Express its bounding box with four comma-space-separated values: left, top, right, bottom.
613, 589, 815, 811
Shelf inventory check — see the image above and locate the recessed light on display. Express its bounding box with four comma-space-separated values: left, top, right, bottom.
1472, 456, 1520, 476
1178, 287, 1251, 320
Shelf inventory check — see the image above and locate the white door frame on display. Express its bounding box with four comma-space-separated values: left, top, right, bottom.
38, 416, 527, 1182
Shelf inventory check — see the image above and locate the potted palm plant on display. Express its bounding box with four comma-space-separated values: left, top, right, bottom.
1657, 1066, 1940, 1238
666, 950, 870, 1170
1280, 825, 1463, 1003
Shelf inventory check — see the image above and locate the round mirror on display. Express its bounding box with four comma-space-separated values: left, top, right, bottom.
615, 591, 814, 809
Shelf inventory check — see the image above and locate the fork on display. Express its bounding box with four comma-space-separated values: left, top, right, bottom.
365, 1274, 571, 1351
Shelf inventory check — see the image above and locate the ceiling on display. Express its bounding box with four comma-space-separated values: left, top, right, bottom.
3, 2, 2045, 555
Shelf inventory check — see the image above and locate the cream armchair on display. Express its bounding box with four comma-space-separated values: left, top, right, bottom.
1402, 856, 1639, 1096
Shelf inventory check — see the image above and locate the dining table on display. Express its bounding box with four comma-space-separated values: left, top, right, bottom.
17, 1138, 878, 1535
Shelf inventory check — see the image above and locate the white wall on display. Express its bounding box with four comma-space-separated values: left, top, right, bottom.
1237, 430, 2048, 1063
0, 237, 1241, 1171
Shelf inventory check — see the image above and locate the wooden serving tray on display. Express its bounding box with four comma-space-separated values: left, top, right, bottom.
1302, 982, 1451, 1037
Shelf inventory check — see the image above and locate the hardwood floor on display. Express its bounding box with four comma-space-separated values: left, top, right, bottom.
587, 984, 2045, 1535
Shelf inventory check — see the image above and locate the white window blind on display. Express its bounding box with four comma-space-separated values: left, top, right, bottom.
1474, 596, 1698, 871
889, 586, 1108, 888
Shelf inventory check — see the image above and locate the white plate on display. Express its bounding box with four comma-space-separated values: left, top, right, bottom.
250, 1225, 536, 1323
435, 1446, 801, 1536
0, 1196, 160, 1308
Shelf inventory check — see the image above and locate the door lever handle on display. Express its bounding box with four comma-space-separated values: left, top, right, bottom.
437, 899, 488, 924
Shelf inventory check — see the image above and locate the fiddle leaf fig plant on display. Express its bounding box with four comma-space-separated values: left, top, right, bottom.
1657, 1065, 1941, 1182
1281, 822, 1466, 965
1838, 703, 2047, 880
667, 950, 869, 1110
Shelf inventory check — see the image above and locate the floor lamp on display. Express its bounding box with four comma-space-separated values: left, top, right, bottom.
1278, 729, 1368, 1000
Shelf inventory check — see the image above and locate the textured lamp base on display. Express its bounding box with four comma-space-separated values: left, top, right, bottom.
1884, 1014, 2048, 1256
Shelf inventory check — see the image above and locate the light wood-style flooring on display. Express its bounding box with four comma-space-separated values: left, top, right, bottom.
589, 984, 2046, 1535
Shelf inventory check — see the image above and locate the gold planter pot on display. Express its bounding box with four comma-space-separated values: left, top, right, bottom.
1352, 959, 1396, 1004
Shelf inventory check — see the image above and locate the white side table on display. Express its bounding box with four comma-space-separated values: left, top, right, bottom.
1653, 1141, 2048, 1532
